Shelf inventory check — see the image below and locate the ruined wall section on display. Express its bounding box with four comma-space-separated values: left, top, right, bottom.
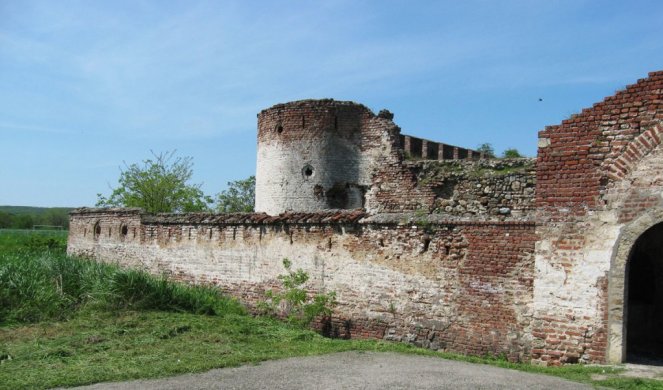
533, 71, 663, 365
411, 159, 535, 220
68, 208, 536, 362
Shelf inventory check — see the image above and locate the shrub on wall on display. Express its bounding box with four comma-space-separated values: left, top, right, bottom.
258, 258, 336, 327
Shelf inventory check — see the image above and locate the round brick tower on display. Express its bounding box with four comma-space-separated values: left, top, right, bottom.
255, 99, 373, 215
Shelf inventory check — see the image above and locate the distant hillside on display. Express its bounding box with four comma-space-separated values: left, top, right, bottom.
0, 206, 74, 229
0, 206, 74, 215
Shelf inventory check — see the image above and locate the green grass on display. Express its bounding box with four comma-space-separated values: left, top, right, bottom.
0, 310, 635, 389
0, 230, 661, 389
0, 229, 67, 253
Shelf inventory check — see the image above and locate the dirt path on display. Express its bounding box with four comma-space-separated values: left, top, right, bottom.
72, 351, 591, 389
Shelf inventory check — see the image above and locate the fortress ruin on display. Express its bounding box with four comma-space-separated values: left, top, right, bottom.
68, 70, 663, 365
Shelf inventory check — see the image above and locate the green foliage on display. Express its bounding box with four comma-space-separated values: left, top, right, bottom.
502, 148, 523, 158
13, 214, 34, 229
259, 258, 336, 327
105, 270, 241, 316
0, 232, 244, 325
476, 143, 495, 158
0, 211, 11, 228
0, 206, 72, 229
96, 150, 213, 213
0, 230, 67, 253
216, 176, 256, 213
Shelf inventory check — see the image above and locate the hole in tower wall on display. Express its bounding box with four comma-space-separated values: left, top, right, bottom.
121, 225, 128, 237
302, 164, 314, 179
302, 116, 305, 128
276, 124, 283, 134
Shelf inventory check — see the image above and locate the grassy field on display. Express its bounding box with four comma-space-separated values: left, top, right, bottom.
0, 230, 661, 389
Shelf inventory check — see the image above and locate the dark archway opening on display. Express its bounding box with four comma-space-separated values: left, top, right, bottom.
626, 223, 663, 364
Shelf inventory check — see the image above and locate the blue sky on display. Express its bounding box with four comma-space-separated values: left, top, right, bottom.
1, 0, 662, 207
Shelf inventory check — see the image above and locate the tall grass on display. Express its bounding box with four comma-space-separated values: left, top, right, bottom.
0, 231, 244, 325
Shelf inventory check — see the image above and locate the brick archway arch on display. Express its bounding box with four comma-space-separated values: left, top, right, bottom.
605, 123, 663, 181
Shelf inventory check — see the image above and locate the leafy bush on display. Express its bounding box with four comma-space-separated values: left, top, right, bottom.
476, 143, 495, 158
502, 148, 523, 158
259, 258, 336, 327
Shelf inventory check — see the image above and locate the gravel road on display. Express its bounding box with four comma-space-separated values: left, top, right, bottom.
72, 351, 591, 390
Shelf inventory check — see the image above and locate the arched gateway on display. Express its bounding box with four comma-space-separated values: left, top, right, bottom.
608, 210, 663, 363
625, 223, 663, 362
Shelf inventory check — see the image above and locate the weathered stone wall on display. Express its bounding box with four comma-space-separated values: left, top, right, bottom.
68, 208, 536, 361
410, 158, 535, 220
533, 71, 663, 365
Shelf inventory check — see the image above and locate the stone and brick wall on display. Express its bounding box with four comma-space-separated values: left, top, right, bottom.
68, 70, 663, 366
533, 71, 663, 365
68, 208, 536, 362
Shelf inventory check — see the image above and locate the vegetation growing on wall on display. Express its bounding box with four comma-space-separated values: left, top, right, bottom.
258, 258, 336, 327
502, 148, 523, 158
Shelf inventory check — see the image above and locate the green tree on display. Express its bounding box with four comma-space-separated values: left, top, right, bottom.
96, 151, 212, 213
502, 148, 523, 158
476, 143, 495, 158
13, 214, 34, 229
42, 209, 69, 229
0, 212, 12, 229
216, 176, 255, 213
